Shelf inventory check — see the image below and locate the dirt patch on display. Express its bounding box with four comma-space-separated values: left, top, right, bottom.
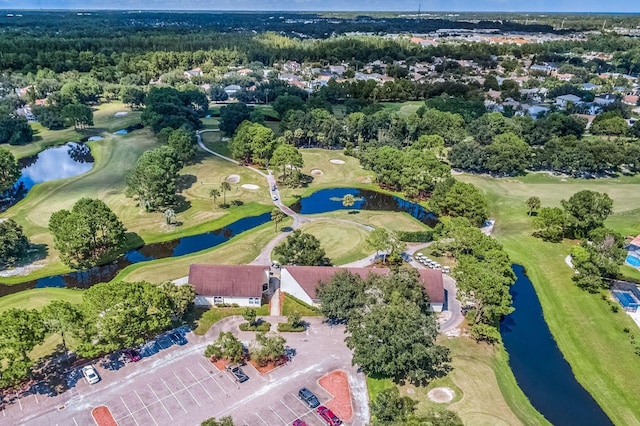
92, 405, 117, 426
0, 262, 46, 277
329, 159, 345, 165
226, 174, 241, 183
241, 184, 260, 190
249, 356, 288, 374
428, 386, 455, 403
113, 111, 128, 117
310, 169, 324, 176
318, 369, 353, 421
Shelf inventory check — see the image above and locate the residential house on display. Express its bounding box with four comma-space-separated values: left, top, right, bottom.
329, 65, 345, 76
224, 85, 242, 97
623, 94, 639, 106
184, 68, 203, 79
555, 94, 582, 108
581, 83, 601, 91
188, 264, 271, 307
594, 94, 617, 106
280, 266, 445, 312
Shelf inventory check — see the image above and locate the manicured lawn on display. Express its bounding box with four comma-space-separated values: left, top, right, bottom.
461, 173, 640, 425
281, 294, 321, 317
297, 220, 371, 266
115, 219, 290, 283
7, 102, 142, 159
200, 131, 232, 157
307, 210, 429, 233
0, 288, 83, 313
191, 304, 269, 336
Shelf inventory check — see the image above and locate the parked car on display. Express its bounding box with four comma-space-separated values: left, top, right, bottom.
317, 406, 342, 426
81, 365, 101, 385
298, 387, 320, 408
443, 266, 451, 274
123, 348, 141, 362
230, 366, 249, 383
292, 420, 307, 426
169, 331, 187, 346
272, 195, 278, 201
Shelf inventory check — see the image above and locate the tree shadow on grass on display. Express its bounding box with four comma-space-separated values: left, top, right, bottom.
176, 174, 197, 192
173, 195, 192, 214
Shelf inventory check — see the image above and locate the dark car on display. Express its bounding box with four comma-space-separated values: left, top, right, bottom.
298, 387, 320, 408
169, 331, 187, 346
123, 348, 140, 362
317, 406, 342, 426
292, 420, 307, 426
230, 366, 249, 383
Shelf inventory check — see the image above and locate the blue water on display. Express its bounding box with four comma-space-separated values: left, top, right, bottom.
290, 187, 437, 226
613, 291, 639, 308
1, 143, 94, 210
113, 129, 128, 135
500, 265, 612, 426
1, 188, 434, 295
626, 255, 640, 268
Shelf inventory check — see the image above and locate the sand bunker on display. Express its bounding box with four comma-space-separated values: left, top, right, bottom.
311, 169, 324, 176
88, 136, 104, 141
329, 159, 345, 165
428, 387, 455, 403
114, 111, 129, 117
241, 184, 259, 190
226, 174, 240, 183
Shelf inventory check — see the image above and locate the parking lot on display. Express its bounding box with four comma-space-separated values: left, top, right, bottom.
2, 317, 368, 426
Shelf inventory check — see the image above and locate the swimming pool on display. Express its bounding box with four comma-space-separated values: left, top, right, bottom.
613, 291, 640, 308
626, 255, 640, 268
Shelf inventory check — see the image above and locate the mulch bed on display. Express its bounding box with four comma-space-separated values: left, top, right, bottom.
248, 355, 288, 374
92, 405, 117, 426
318, 369, 353, 421
210, 357, 230, 371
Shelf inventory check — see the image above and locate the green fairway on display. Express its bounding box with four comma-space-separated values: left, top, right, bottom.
0, 288, 83, 313
115, 219, 290, 283
7, 102, 142, 159
460, 173, 640, 425
200, 131, 232, 157
298, 220, 371, 266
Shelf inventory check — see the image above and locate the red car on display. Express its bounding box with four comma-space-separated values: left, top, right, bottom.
292, 420, 307, 426
317, 406, 342, 426
123, 349, 140, 362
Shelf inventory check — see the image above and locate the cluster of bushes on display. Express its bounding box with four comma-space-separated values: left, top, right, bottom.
396, 230, 434, 243
238, 308, 271, 331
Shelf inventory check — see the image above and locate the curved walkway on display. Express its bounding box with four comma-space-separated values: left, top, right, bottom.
195, 135, 464, 333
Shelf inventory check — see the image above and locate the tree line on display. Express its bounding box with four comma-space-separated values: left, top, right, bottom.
0, 279, 194, 388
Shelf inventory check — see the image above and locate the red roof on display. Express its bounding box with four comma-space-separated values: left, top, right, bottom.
188, 264, 268, 298
284, 266, 445, 304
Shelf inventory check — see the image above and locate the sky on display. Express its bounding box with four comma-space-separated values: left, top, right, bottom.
0, 0, 638, 13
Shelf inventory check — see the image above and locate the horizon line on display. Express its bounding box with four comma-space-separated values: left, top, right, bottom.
2, 9, 639, 14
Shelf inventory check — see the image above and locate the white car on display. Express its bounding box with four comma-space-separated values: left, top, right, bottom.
272, 195, 278, 201
82, 365, 100, 384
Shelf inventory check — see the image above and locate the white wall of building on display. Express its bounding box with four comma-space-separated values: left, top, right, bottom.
430, 303, 444, 313
280, 269, 315, 306
194, 295, 261, 307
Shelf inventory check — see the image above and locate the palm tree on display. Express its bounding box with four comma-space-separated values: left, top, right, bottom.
163, 208, 176, 225
271, 208, 286, 232
221, 181, 231, 205
342, 194, 356, 208
209, 188, 221, 206
526, 196, 541, 216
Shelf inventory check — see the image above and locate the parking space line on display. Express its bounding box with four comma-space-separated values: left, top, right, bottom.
73, 417, 78, 425
255, 413, 269, 425
221, 369, 241, 389
185, 367, 215, 401
280, 399, 299, 418
135, 390, 158, 426
148, 384, 174, 420
173, 372, 201, 407
15, 393, 22, 411
33, 393, 38, 404
269, 407, 289, 425
119, 396, 139, 426
197, 361, 230, 397
161, 378, 188, 413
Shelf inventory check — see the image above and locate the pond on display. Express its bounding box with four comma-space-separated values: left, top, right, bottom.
290, 187, 437, 226
500, 265, 612, 426
0, 187, 434, 295
1, 143, 94, 211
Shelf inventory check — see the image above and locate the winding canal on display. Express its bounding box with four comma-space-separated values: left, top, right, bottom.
500, 265, 612, 425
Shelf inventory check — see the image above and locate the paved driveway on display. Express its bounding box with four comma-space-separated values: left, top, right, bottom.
2, 318, 368, 426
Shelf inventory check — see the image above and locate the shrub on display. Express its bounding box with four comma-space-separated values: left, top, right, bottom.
239, 321, 272, 332
396, 230, 434, 243
277, 323, 305, 332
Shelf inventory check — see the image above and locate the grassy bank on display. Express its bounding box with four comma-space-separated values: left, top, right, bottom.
461, 173, 640, 425
297, 220, 371, 266
0, 288, 83, 313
